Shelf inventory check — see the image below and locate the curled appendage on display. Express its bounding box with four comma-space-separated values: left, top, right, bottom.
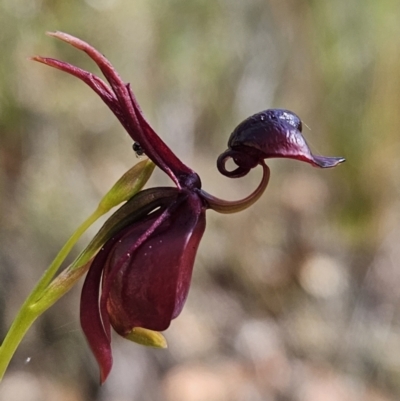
217, 149, 259, 178
200, 161, 270, 214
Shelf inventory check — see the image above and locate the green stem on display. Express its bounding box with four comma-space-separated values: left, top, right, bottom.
0, 209, 102, 380
35, 208, 104, 294
0, 306, 36, 378
0, 160, 155, 380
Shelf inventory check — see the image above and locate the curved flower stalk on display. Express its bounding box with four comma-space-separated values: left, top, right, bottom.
0, 32, 345, 384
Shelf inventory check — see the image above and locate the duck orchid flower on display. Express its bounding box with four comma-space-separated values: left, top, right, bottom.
33, 32, 344, 382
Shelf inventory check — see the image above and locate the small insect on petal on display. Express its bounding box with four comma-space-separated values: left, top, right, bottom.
132, 142, 145, 157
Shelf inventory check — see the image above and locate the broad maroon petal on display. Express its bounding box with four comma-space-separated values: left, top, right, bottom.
224, 109, 344, 170
102, 191, 206, 335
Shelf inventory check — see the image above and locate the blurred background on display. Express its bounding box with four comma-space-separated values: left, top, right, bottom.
1, 0, 400, 400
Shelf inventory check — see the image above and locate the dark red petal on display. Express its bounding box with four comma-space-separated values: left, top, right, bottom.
126, 86, 201, 189
99, 208, 168, 335
104, 191, 206, 334
33, 33, 200, 189
31, 57, 131, 128
226, 109, 345, 169
80, 234, 123, 383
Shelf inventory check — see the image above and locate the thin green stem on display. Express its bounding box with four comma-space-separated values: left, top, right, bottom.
32, 260, 91, 314
0, 262, 91, 379
0, 306, 36, 378
0, 160, 155, 381
0, 210, 102, 381
34, 208, 104, 294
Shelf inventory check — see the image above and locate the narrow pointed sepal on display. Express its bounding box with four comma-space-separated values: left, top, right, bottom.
80, 238, 121, 384
33, 32, 200, 189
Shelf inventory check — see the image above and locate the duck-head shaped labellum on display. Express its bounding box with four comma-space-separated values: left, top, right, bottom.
217, 109, 345, 177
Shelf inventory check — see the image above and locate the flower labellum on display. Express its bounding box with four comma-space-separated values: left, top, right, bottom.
217, 109, 345, 178
33, 32, 345, 383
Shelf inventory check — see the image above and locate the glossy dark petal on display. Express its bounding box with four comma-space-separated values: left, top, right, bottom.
80, 188, 183, 383
81, 187, 180, 265
226, 109, 345, 169
103, 191, 206, 334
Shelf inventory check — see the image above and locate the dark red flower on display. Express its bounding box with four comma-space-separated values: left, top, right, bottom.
81, 189, 205, 382
34, 32, 344, 383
